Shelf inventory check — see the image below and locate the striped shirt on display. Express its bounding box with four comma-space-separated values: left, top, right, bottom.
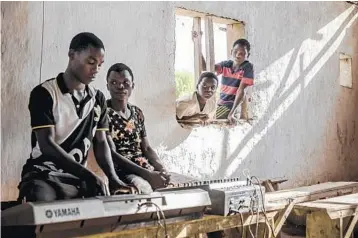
216, 60, 254, 108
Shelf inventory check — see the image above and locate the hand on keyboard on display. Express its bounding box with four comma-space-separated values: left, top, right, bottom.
108, 178, 137, 195
145, 171, 169, 189
160, 170, 171, 186
112, 185, 138, 195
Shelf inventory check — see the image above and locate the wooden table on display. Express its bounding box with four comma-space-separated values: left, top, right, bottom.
294, 193, 358, 238
266, 181, 358, 205
76, 182, 358, 238
75, 202, 286, 238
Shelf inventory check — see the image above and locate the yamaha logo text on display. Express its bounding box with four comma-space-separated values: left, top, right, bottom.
45, 207, 80, 218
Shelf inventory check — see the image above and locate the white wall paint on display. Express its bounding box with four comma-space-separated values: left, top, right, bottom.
1, 1, 358, 200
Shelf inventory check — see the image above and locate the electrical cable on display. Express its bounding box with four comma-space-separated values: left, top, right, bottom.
251, 176, 276, 238
138, 201, 168, 238
248, 206, 255, 238
228, 207, 244, 238
255, 196, 259, 237
242, 170, 277, 238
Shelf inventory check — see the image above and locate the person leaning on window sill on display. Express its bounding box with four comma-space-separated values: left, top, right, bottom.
176, 72, 219, 127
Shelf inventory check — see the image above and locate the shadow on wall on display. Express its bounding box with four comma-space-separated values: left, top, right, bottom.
159, 4, 358, 186
214, 6, 358, 182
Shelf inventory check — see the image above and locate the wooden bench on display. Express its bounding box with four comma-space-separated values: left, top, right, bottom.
253, 177, 288, 192
266, 181, 358, 205
294, 193, 358, 238
265, 181, 358, 237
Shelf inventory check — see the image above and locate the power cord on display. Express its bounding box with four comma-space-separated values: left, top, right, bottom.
242, 169, 277, 238
243, 169, 252, 185
228, 207, 244, 238
228, 197, 268, 238
251, 176, 276, 238
138, 201, 168, 238
248, 206, 255, 237
254, 196, 260, 237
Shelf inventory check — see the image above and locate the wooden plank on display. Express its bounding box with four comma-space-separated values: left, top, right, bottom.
177, 118, 252, 127
187, 234, 205, 238
263, 180, 276, 192
306, 211, 341, 238
226, 23, 247, 120
344, 207, 358, 238
295, 194, 358, 238
273, 202, 295, 237
175, 7, 242, 25
212, 16, 244, 25
328, 209, 358, 219
256, 220, 270, 238
295, 202, 357, 212
175, 7, 207, 18
266, 182, 358, 204
306, 210, 355, 238
177, 119, 229, 124
295, 193, 358, 212
265, 202, 288, 211
252, 177, 288, 192
295, 205, 358, 220
316, 192, 358, 204
75, 212, 279, 238
226, 23, 245, 58
204, 15, 215, 72
193, 17, 203, 83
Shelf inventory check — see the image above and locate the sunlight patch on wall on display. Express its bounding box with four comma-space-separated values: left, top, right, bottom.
224, 6, 358, 177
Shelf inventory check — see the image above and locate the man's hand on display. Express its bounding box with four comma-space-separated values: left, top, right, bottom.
180, 113, 209, 122
227, 112, 237, 125
200, 119, 210, 126
159, 169, 171, 185
198, 114, 209, 120
112, 186, 138, 195
188, 113, 210, 126
97, 177, 110, 196
145, 171, 168, 189
86, 174, 110, 196
192, 113, 209, 121
108, 177, 137, 195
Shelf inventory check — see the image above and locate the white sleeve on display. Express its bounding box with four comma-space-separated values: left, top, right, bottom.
176, 93, 196, 119
176, 100, 191, 119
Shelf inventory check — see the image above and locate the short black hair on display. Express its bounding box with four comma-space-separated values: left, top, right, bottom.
106, 63, 134, 82
232, 38, 251, 52
197, 71, 218, 87
69, 32, 105, 52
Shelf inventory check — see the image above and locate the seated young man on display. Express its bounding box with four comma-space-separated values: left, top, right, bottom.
215, 39, 254, 124
106, 63, 194, 194
17, 32, 131, 202
176, 72, 218, 126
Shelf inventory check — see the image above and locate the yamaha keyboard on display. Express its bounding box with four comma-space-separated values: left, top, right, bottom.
1, 188, 211, 238
2, 177, 265, 237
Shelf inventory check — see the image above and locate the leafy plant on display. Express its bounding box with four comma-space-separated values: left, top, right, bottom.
175, 71, 195, 98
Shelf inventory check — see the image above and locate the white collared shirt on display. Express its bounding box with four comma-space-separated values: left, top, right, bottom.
176, 91, 217, 120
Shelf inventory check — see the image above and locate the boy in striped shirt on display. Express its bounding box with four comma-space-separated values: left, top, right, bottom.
215, 39, 254, 124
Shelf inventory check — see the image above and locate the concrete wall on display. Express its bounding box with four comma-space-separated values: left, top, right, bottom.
2, 1, 358, 200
